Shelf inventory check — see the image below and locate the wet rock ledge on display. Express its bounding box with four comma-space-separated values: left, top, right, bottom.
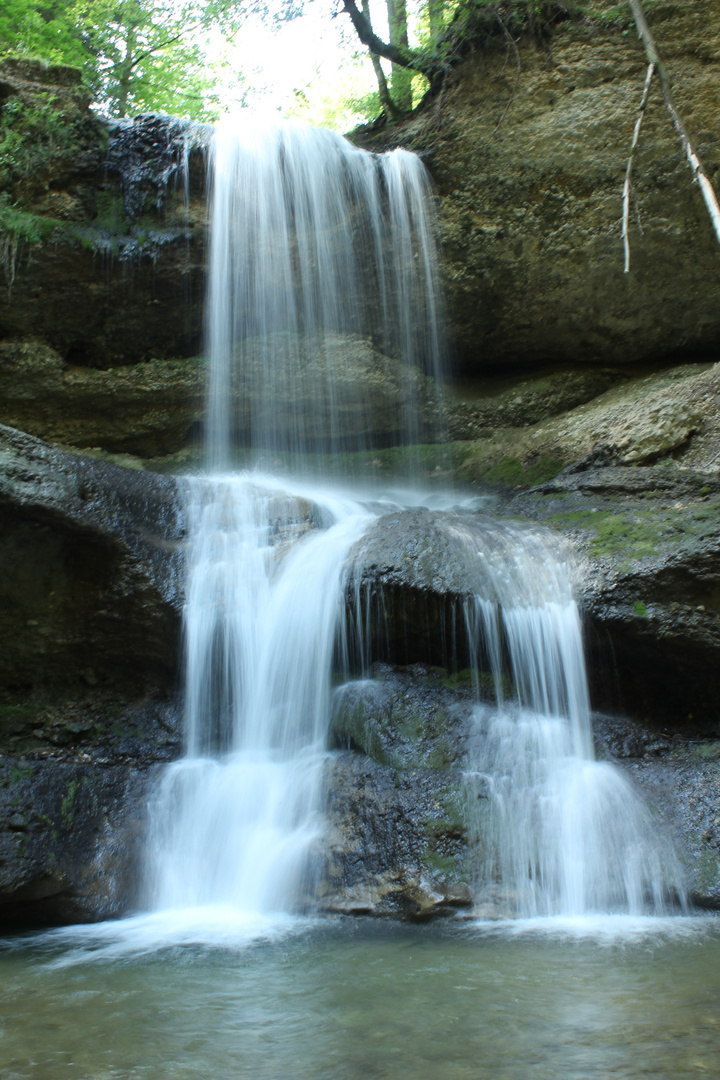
1, 425, 720, 924
0, 425, 185, 924
1, 428, 720, 924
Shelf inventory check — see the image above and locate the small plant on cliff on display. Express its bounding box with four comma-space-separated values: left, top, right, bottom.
61, 778, 78, 826
0, 93, 78, 192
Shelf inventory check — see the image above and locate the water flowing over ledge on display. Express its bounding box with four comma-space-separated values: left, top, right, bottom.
205, 118, 447, 469
128, 116, 691, 939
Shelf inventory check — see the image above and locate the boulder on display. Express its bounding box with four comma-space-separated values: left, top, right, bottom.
321, 664, 475, 919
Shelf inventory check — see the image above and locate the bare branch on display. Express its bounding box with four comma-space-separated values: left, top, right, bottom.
622, 61, 654, 273
628, 0, 720, 247
341, 0, 432, 78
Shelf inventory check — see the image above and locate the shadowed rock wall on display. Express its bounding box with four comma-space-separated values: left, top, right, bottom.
362, 0, 720, 373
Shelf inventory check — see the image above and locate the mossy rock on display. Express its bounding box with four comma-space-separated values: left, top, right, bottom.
330, 670, 467, 770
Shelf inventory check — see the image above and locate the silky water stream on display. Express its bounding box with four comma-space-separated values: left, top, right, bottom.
1, 118, 717, 1080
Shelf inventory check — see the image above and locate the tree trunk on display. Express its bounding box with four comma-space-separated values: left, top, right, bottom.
116, 21, 137, 118
386, 0, 413, 110
341, 0, 434, 81
361, 0, 397, 116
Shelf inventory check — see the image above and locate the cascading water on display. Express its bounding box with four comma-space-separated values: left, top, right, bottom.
145, 118, 447, 921
144, 114, 686, 929
205, 118, 446, 469
459, 523, 686, 917
147, 477, 373, 917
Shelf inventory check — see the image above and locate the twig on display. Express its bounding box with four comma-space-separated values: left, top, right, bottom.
622, 61, 654, 273
628, 0, 720, 247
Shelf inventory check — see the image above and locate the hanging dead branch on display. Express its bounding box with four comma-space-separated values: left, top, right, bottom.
622, 61, 654, 273
626, 0, 720, 265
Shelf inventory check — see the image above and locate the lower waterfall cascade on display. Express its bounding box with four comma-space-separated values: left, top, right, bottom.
461, 525, 685, 916
145, 476, 374, 915
141, 116, 689, 928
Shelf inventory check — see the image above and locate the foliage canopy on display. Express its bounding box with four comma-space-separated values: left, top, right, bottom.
0, 0, 283, 119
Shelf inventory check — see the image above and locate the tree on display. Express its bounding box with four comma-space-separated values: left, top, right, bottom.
339, 0, 573, 98
359, 0, 396, 116
341, 0, 437, 84
71, 0, 226, 118
386, 0, 412, 110
0, 0, 87, 68
0, 0, 260, 119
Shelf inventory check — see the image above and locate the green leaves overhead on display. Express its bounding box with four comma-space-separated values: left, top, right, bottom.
0, 0, 270, 119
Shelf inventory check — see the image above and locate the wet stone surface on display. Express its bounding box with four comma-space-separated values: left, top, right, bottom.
323, 663, 477, 919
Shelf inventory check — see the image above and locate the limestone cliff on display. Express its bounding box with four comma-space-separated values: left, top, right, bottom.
2, 3, 720, 457
364, 0, 720, 373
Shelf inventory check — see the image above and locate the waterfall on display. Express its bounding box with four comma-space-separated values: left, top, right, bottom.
147, 477, 373, 915
143, 115, 686, 928
459, 524, 686, 917
205, 117, 446, 469
145, 117, 447, 920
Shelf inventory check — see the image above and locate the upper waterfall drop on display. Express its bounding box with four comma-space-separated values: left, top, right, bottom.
204, 118, 447, 470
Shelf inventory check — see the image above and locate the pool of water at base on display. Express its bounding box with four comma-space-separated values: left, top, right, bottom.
1, 915, 719, 1080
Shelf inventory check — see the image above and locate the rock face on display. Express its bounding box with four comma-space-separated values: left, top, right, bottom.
0, 751, 166, 927
0, 425, 189, 924
2, 24, 720, 926
4, 8, 720, 460
213, 332, 441, 452
0, 61, 208, 367
0, 61, 209, 456
322, 664, 720, 915
0, 428, 719, 922
513, 464, 720, 733
0, 425, 185, 692
0, 341, 206, 457
442, 361, 720, 491
364, 0, 720, 372
334, 497, 720, 907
